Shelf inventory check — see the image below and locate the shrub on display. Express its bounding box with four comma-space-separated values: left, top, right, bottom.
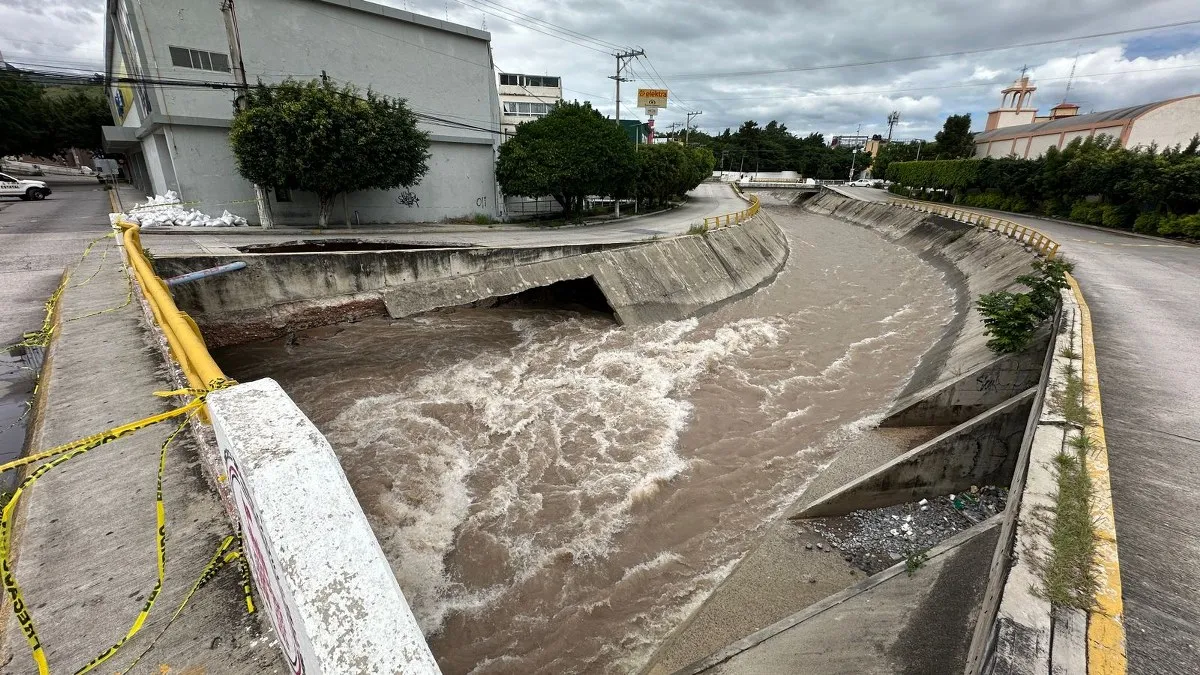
1100, 204, 1126, 229
1133, 212, 1160, 234
977, 291, 1044, 353
978, 259, 1074, 354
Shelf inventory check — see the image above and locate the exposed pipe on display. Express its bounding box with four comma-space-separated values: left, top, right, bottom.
165, 261, 247, 287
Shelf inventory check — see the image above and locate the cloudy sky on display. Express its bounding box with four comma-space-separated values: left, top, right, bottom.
3, 0, 1199, 140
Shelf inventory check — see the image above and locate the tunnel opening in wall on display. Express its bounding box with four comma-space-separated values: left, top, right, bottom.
480, 276, 616, 319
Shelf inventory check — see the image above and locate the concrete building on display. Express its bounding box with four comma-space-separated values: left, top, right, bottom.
974, 75, 1200, 159
102, 0, 503, 225
498, 73, 562, 140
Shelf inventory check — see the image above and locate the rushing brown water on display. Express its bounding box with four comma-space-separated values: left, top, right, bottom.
216, 199, 956, 674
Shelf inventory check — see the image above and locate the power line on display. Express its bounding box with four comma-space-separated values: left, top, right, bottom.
456, 0, 628, 52
443, 0, 610, 54
660, 18, 1200, 80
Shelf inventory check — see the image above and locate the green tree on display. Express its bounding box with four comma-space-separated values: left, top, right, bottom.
229, 77, 430, 227
496, 101, 636, 218
44, 89, 112, 152
0, 73, 112, 157
871, 140, 926, 179
934, 114, 976, 159
636, 142, 690, 206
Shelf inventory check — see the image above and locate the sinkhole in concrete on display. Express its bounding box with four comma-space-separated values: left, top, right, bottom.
236, 239, 471, 253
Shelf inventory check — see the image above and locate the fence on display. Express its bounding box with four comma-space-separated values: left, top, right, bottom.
702, 193, 761, 230
889, 198, 1060, 260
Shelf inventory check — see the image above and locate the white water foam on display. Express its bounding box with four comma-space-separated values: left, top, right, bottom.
323, 314, 784, 634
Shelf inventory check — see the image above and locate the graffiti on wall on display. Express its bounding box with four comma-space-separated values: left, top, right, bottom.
224, 447, 308, 674
395, 190, 420, 207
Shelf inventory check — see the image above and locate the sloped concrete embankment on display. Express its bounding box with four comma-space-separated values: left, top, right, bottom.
154, 214, 788, 347
644, 191, 1058, 674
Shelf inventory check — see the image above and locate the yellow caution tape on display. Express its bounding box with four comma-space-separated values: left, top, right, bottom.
74, 413, 194, 674
0, 398, 205, 476
0, 410, 193, 675
115, 535, 255, 675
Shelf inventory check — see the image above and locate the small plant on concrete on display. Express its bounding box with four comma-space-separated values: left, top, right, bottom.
905, 550, 929, 577
472, 213, 492, 225
1058, 346, 1080, 359
1043, 435, 1098, 609
687, 223, 710, 236
978, 258, 1075, 354
1056, 366, 1093, 428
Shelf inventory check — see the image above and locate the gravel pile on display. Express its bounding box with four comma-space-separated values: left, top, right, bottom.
802, 486, 1007, 575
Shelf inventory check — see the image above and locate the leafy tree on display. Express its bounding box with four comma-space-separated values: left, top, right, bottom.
636, 142, 691, 206
229, 77, 430, 227
0, 72, 112, 157
871, 140, 927, 179
44, 89, 112, 152
933, 113, 976, 159
496, 101, 636, 218
0, 71, 46, 157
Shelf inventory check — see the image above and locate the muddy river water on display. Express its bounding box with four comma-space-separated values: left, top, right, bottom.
215, 200, 955, 674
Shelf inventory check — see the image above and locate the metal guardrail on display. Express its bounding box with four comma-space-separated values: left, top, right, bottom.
890, 198, 1061, 260
702, 193, 761, 229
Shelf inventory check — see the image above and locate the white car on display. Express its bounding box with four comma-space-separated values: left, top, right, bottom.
0, 173, 52, 201
848, 179, 875, 187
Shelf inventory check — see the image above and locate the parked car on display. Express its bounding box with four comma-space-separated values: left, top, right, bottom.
848, 179, 874, 187
0, 173, 52, 200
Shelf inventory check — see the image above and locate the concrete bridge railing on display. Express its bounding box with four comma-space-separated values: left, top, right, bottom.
889, 197, 1061, 260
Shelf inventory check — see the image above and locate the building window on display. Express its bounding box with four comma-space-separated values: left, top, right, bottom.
274, 185, 291, 202
503, 101, 554, 117
500, 73, 518, 86
169, 46, 231, 73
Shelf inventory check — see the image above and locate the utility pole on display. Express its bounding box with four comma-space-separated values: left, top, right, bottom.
220, 0, 273, 228
609, 48, 644, 219
848, 123, 861, 181
916, 139, 924, 161
886, 111, 899, 143
685, 110, 702, 145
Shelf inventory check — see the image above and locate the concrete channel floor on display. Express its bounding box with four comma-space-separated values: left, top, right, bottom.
139, 181, 748, 255
0, 201, 281, 671
839, 186, 1200, 674
683, 518, 1000, 675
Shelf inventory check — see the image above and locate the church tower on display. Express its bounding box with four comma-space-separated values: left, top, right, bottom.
985, 71, 1039, 131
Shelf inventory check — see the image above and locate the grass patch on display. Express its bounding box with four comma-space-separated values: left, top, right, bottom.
686, 223, 710, 236
1058, 346, 1080, 359
1055, 366, 1093, 428
472, 213, 492, 225
1043, 435, 1098, 609
905, 550, 929, 577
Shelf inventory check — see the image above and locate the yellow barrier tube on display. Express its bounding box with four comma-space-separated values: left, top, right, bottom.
118, 222, 227, 391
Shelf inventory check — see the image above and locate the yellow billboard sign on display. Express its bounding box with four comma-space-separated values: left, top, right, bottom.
637, 88, 668, 109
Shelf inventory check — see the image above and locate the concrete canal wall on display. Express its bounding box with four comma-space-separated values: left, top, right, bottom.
154, 213, 789, 347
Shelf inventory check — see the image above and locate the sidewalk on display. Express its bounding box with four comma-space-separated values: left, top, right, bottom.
140, 182, 747, 256
0, 235, 281, 673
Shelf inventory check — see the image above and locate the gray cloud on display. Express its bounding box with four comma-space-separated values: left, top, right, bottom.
4, 0, 1199, 140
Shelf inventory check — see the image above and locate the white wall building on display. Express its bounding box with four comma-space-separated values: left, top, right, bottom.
974, 76, 1200, 159
102, 0, 503, 225
498, 73, 562, 140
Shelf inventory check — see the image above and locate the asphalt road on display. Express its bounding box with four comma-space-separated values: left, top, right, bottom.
0, 176, 116, 346
839, 186, 1200, 673
0, 177, 118, 465
970, 209, 1200, 674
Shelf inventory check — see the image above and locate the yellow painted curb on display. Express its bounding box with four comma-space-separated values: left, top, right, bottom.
1068, 273, 1127, 674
